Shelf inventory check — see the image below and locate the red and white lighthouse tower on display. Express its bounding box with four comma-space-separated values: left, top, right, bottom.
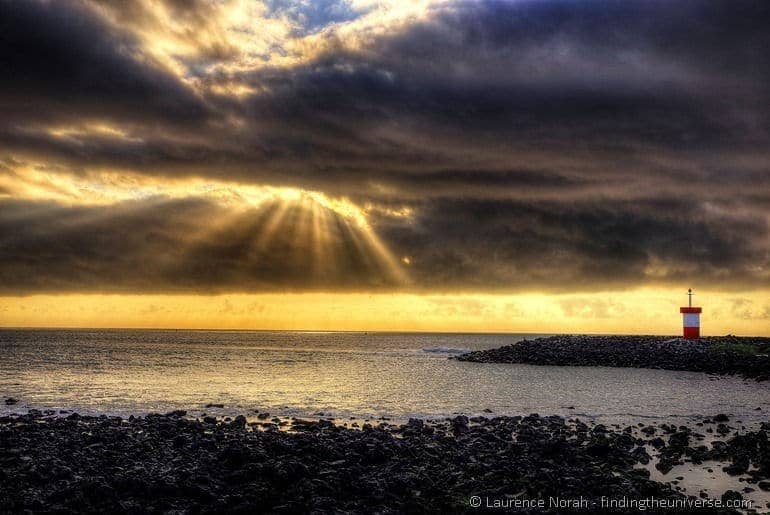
680, 288, 702, 339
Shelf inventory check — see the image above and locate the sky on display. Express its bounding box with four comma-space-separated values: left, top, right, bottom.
0, 0, 769, 333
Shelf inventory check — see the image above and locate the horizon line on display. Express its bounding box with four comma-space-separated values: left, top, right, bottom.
0, 325, 751, 337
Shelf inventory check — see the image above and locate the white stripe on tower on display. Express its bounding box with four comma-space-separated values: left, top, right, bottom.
683, 314, 700, 328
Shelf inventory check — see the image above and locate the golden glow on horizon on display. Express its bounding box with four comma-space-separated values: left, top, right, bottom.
1, 289, 768, 335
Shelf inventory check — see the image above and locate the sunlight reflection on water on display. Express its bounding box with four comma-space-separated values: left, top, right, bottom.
2, 329, 769, 425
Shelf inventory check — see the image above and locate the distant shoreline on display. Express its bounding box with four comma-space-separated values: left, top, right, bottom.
455, 335, 770, 381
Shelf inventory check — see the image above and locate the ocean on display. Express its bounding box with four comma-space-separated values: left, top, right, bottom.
2, 329, 769, 425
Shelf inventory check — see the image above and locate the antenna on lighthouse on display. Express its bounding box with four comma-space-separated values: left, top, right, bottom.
688, 288, 693, 308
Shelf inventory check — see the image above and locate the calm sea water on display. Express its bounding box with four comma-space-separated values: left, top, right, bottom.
2, 329, 769, 425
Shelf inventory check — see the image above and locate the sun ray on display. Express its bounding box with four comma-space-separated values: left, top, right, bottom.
359, 225, 409, 286
291, 196, 314, 270
310, 201, 330, 282
250, 199, 292, 254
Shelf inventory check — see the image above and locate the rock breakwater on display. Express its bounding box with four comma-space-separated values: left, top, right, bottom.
456, 336, 770, 381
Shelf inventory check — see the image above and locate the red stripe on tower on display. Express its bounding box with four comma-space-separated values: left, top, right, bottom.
680, 289, 702, 339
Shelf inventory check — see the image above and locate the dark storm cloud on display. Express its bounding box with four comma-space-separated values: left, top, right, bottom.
0, 0, 208, 130
376, 197, 770, 292
234, 0, 770, 170
1, 194, 766, 293
2, 0, 767, 190
0, 0, 769, 293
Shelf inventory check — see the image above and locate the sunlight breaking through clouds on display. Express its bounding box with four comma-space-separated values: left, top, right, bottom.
87, 0, 438, 92
1, 0, 769, 299
1, 161, 379, 225
0, 161, 410, 292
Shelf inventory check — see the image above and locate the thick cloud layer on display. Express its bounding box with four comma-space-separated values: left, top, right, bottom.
0, 0, 768, 293
378, 198, 769, 292
0, 1, 207, 129
0, 197, 403, 293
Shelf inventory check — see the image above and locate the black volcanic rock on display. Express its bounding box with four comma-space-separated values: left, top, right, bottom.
455, 335, 770, 381
2, 411, 741, 514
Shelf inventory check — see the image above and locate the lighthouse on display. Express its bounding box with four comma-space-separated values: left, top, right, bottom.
679, 288, 702, 339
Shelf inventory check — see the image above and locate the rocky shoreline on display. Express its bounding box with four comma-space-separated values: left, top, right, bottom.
455, 336, 770, 381
1, 409, 769, 513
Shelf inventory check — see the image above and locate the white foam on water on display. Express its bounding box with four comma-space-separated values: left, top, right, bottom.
421, 346, 470, 354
